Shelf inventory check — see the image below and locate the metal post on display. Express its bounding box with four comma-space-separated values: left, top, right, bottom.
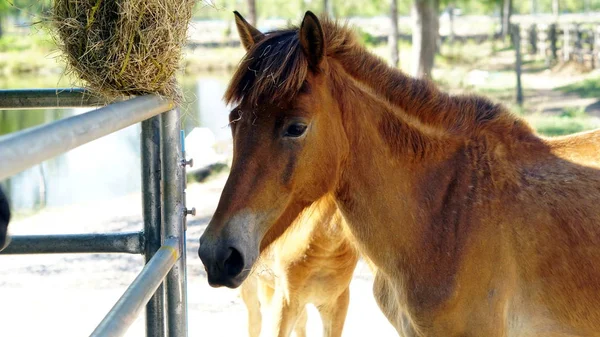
142, 116, 166, 337
90, 238, 179, 337
161, 109, 188, 337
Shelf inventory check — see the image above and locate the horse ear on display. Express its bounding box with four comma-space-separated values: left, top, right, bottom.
299, 11, 325, 71
233, 11, 265, 51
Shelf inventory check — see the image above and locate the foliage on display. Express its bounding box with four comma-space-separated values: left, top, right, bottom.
558, 77, 600, 98
0, 30, 53, 51
0, 0, 52, 18
526, 114, 600, 136
2, 0, 600, 24
560, 106, 587, 118
355, 27, 380, 46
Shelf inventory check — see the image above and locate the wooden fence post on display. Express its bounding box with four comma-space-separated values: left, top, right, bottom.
511, 24, 523, 106
563, 24, 571, 62
528, 24, 537, 55
595, 25, 600, 69
575, 24, 583, 64
549, 23, 558, 64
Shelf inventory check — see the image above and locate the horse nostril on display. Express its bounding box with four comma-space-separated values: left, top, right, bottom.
223, 247, 244, 278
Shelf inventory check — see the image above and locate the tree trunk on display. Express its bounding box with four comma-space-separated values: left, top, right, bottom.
247, 0, 257, 26
501, 0, 512, 39
511, 24, 523, 106
389, 0, 400, 67
448, 3, 455, 43
411, 0, 437, 78
530, 0, 537, 14
323, 0, 333, 17
500, 1, 505, 36
433, 0, 440, 53
552, 0, 560, 21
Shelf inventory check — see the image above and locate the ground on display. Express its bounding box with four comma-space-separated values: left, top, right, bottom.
0, 173, 397, 337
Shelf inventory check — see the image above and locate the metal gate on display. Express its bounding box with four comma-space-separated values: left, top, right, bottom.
0, 88, 192, 337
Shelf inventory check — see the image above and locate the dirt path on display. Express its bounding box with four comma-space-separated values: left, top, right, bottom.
0, 174, 396, 337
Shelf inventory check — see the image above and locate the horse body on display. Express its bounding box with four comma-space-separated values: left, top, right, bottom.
0, 186, 10, 251
198, 11, 600, 336
240, 196, 358, 337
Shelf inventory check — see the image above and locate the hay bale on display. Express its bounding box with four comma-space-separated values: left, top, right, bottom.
53, 0, 195, 102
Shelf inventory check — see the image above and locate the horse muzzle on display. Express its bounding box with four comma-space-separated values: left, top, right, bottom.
198, 233, 256, 289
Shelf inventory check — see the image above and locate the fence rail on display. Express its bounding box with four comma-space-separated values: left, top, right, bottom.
0, 88, 112, 110
91, 238, 180, 337
0, 92, 173, 181
518, 22, 600, 69
0, 232, 144, 254
0, 89, 189, 337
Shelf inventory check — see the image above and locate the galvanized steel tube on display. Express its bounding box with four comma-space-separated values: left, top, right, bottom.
161, 109, 188, 337
0, 232, 144, 254
90, 238, 179, 337
0, 88, 112, 110
141, 116, 166, 337
0, 95, 174, 181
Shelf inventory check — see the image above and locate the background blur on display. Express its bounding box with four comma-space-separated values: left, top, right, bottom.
1, 0, 599, 336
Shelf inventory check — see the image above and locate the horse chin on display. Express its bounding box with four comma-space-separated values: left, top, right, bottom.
204, 253, 256, 289
207, 268, 251, 289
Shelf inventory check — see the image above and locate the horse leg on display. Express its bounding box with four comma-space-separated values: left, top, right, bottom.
240, 275, 262, 337
269, 287, 303, 337
317, 288, 350, 337
293, 307, 308, 337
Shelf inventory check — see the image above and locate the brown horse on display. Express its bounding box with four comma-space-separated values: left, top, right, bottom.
198, 11, 600, 336
0, 186, 10, 251
240, 195, 357, 337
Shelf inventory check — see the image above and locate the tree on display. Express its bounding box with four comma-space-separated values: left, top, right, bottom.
411, 0, 438, 78
448, 2, 455, 43
501, 0, 512, 39
247, 0, 257, 26
389, 0, 400, 67
323, 0, 333, 17
552, 0, 559, 20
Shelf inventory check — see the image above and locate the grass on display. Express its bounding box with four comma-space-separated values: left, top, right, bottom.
557, 77, 600, 98
526, 114, 600, 136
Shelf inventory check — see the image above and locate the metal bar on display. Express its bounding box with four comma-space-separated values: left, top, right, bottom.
161, 109, 188, 337
141, 116, 166, 337
90, 238, 179, 337
0, 232, 143, 254
0, 95, 174, 181
0, 88, 112, 110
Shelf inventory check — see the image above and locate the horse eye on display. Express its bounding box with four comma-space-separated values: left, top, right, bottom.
284, 123, 307, 138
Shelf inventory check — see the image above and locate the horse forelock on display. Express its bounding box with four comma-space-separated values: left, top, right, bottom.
224, 29, 308, 108
224, 17, 359, 108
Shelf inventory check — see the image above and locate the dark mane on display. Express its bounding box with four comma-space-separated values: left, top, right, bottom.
226, 17, 535, 140
224, 28, 308, 107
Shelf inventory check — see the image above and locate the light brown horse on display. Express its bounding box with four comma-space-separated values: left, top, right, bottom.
198, 11, 600, 336
240, 195, 357, 337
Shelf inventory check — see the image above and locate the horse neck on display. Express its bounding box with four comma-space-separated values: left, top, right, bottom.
331, 44, 516, 138
328, 65, 462, 264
